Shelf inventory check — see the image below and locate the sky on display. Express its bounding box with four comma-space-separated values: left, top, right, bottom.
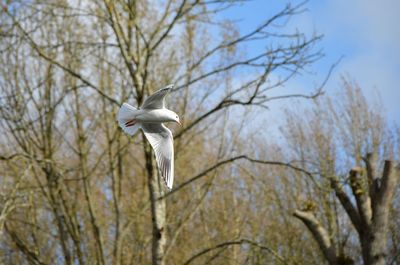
219, 0, 400, 126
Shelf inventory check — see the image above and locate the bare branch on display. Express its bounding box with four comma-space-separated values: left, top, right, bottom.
150, 0, 196, 52
293, 210, 337, 265
159, 155, 316, 200
349, 167, 372, 227
364, 152, 379, 200
3, 8, 120, 106
5, 224, 49, 265
378, 160, 396, 206
330, 177, 361, 233
182, 238, 288, 265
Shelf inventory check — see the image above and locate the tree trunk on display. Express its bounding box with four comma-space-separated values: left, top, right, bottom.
361, 160, 398, 265
144, 139, 167, 265
296, 156, 399, 265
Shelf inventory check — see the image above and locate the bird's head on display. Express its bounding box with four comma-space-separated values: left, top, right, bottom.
173, 113, 181, 126
166, 110, 181, 126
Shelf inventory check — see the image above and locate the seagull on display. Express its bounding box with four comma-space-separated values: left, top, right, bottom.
117, 84, 180, 189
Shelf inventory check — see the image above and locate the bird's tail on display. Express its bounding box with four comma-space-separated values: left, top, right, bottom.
117, 103, 140, 135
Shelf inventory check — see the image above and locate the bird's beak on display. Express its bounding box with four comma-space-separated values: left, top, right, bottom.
177, 121, 182, 127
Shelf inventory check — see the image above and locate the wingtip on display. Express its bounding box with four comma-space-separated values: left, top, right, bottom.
163, 176, 173, 190
160, 178, 172, 190
162, 175, 173, 190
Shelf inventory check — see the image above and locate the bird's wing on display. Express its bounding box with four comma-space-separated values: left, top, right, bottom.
141, 84, 173, 110
142, 123, 174, 189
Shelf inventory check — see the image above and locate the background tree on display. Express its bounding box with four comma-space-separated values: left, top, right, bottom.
279, 78, 399, 264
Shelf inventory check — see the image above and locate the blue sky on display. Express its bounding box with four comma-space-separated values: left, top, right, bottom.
219, 0, 400, 125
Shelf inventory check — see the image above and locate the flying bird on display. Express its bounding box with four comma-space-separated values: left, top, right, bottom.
117, 84, 180, 189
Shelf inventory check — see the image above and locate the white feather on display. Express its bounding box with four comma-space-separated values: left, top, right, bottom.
117, 103, 140, 136
142, 123, 174, 189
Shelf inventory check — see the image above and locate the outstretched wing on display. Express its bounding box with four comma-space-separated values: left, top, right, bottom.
142, 123, 174, 189
141, 84, 173, 110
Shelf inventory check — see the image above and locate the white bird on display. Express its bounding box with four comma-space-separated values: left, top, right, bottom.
117, 84, 180, 189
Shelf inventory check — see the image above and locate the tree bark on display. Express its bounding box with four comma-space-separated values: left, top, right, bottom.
293, 210, 338, 265
365, 160, 398, 265
144, 139, 167, 265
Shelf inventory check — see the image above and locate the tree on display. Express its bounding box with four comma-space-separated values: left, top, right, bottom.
294, 160, 399, 265
281, 78, 399, 264
0, 1, 325, 264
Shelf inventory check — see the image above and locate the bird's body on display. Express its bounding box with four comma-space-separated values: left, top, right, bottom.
135, 109, 179, 123
117, 84, 179, 189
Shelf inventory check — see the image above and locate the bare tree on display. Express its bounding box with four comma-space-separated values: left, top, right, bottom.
281, 79, 399, 265
0, 1, 327, 264
295, 160, 399, 265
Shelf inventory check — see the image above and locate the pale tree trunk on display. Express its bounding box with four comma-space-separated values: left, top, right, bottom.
144, 139, 167, 265
362, 156, 398, 265
295, 154, 399, 265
